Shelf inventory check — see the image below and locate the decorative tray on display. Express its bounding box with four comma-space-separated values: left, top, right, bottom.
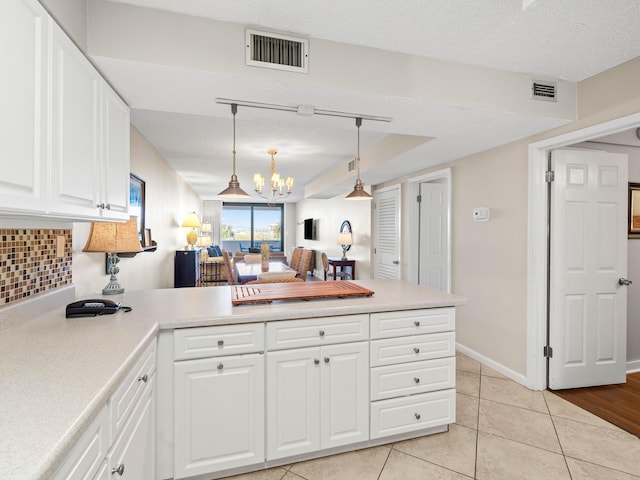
231, 281, 375, 305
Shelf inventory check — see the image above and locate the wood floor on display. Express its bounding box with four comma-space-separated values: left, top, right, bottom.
551, 372, 640, 438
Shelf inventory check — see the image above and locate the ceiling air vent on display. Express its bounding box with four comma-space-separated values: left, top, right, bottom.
246, 29, 309, 73
531, 80, 557, 102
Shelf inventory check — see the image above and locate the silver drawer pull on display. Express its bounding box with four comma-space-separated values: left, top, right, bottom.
414, 377, 420, 384
414, 320, 420, 327
319, 330, 325, 337
137, 374, 148, 383
314, 358, 320, 365
217, 339, 224, 346
324, 357, 330, 363
112, 464, 125, 476
413, 347, 420, 354
217, 363, 224, 370
414, 413, 421, 420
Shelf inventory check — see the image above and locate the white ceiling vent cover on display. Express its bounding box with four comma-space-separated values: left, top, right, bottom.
246, 29, 309, 73
531, 80, 557, 102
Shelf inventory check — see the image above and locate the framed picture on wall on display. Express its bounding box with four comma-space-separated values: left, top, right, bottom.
629, 183, 640, 238
129, 173, 146, 243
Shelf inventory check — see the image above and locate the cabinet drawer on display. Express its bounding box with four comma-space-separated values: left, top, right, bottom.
52, 405, 109, 480
370, 332, 455, 367
370, 357, 455, 401
370, 389, 455, 439
370, 308, 454, 339
110, 341, 156, 437
174, 323, 264, 360
266, 314, 369, 350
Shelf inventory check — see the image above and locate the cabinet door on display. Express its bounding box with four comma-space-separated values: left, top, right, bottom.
320, 342, 369, 448
266, 347, 320, 460
174, 354, 265, 479
0, 0, 49, 214
101, 85, 129, 220
108, 379, 155, 480
50, 21, 101, 218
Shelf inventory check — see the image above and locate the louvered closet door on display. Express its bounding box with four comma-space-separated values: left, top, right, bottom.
374, 186, 401, 279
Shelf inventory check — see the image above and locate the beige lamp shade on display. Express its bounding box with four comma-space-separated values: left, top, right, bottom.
337, 232, 353, 246
83, 217, 143, 253
181, 212, 202, 249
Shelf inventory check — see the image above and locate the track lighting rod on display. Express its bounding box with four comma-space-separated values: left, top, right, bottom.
216, 97, 392, 123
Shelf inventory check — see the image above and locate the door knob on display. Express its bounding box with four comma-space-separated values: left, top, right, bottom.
618, 278, 632, 286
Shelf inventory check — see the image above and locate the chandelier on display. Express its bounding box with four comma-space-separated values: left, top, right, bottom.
253, 148, 294, 205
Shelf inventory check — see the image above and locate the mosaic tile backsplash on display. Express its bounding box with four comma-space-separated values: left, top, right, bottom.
0, 229, 72, 305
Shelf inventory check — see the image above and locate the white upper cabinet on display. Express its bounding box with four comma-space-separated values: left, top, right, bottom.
0, 0, 49, 214
0, 0, 130, 221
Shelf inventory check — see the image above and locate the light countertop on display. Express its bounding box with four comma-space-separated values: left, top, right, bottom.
0, 279, 465, 480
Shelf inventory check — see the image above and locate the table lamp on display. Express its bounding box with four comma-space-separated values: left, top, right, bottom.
82, 217, 143, 295
181, 212, 202, 249
338, 232, 353, 260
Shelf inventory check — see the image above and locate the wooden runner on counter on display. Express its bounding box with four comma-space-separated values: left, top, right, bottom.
232, 281, 375, 305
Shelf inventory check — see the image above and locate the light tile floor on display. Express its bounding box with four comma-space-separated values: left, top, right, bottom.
221, 353, 640, 480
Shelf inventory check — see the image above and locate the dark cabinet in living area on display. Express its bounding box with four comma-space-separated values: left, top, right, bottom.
174, 250, 201, 287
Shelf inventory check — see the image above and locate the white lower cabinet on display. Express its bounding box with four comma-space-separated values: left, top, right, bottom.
266, 341, 369, 460
107, 378, 155, 479
173, 353, 265, 479
52, 342, 156, 480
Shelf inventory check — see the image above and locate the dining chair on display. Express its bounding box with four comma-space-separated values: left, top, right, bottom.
322, 252, 351, 281
289, 247, 303, 271
296, 249, 313, 280
221, 249, 238, 285
244, 254, 262, 264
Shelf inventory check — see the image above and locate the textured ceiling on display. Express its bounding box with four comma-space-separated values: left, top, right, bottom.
96, 0, 640, 201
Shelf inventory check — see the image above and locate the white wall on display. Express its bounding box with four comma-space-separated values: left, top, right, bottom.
294, 197, 372, 279
41, 0, 87, 51
72, 127, 202, 296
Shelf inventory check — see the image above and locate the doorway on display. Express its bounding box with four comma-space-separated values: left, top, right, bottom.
527, 112, 640, 391
407, 168, 452, 291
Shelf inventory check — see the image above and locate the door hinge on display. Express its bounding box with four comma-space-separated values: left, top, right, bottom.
543, 345, 553, 358
417, 194, 422, 203
545, 170, 555, 183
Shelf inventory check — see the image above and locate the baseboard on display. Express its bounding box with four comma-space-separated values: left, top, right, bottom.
627, 360, 640, 374
456, 343, 530, 389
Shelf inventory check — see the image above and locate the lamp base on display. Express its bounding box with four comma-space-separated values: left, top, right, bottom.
102, 280, 124, 295
103, 253, 125, 295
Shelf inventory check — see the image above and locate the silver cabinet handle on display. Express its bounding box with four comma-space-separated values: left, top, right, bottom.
392, 260, 400, 265
319, 330, 325, 337
217, 339, 224, 346
96, 203, 105, 209
314, 358, 320, 365
217, 363, 223, 370
104, 204, 111, 210
324, 357, 330, 363
413, 347, 420, 354
619, 278, 632, 286
414, 413, 421, 420
414, 377, 420, 384
137, 374, 148, 383
414, 320, 420, 327
112, 464, 125, 476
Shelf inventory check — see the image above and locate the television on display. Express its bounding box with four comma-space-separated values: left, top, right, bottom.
304, 218, 315, 240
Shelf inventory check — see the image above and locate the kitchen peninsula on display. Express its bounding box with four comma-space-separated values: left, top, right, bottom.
0, 279, 466, 480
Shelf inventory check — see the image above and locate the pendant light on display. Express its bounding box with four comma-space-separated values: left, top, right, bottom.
218, 103, 249, 198
345, 117, 373, 200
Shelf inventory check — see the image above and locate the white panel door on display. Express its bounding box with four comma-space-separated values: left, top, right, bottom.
320, 342, 369, 449
266, 347, 320, 460
173, 354, 265, 478
50, 21, 101, 218
0, 0, 49, 214
374, 186, 400, 279
549, 148, 628, 389
419, 182, 449, 291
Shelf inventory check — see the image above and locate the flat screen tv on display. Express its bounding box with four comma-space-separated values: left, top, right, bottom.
304, 218, 314, 240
